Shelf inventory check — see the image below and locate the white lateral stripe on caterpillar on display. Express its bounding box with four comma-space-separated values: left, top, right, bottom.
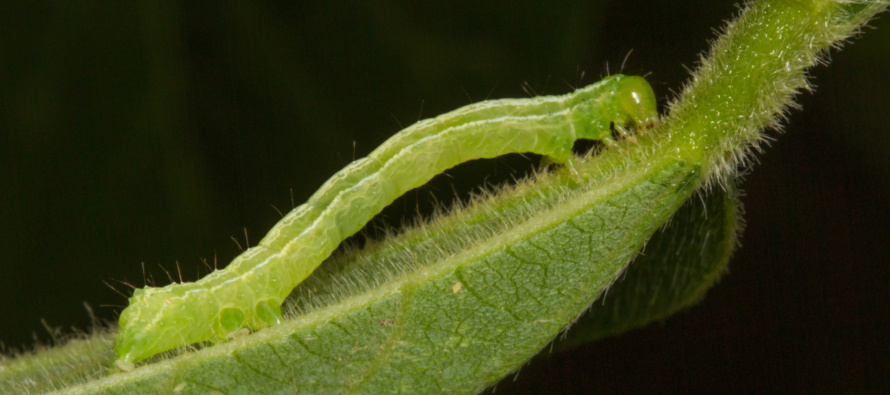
114, 74, 658, 365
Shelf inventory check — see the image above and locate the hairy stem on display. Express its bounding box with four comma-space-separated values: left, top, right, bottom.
668, 0, 888, 184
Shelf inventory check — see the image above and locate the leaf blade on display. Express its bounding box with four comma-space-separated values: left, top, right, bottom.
70, 145, 702, 394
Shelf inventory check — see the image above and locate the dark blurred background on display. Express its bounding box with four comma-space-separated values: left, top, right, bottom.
1, 1, 888, 392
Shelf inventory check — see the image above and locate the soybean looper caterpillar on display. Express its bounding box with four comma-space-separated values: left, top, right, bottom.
114, 74, 657, 367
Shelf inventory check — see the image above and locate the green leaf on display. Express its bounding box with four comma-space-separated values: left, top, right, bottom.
0, 164, 740, 395
0, 167, 739, 395
79, 137, 705, 394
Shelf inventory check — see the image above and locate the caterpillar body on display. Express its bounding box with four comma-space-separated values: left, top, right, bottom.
114, 74, 658, 365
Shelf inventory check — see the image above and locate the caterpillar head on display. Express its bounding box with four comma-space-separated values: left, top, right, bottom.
614, 75, 658, 128
570, 74, 658, 141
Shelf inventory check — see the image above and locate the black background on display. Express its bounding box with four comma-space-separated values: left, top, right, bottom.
1, 1, 888, 392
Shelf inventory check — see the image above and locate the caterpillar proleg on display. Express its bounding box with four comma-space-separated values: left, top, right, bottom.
114, 74, 658, 365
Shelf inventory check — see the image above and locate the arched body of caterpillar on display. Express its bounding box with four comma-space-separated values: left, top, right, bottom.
114, 74, 657, 366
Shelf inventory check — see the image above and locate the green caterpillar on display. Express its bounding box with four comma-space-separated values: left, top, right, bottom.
114, 74, 657, 367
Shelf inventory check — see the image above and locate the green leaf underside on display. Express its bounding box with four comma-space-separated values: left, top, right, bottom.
0, 332, 116, 394
0, 154, 737, 395
558, 184, 739, 350
2, 1, 886, 393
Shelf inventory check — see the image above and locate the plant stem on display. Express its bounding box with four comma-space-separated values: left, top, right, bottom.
666, 0, 888, 185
